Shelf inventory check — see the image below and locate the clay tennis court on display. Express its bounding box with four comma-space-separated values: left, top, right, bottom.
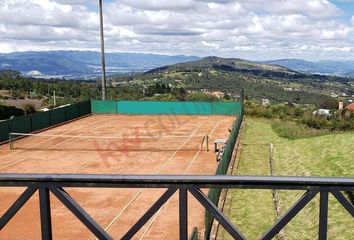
0, 114, 236, 239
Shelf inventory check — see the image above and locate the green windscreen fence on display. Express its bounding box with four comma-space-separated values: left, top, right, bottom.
50, 108, 66, 126
9, 115, 32, 134
118, 101, 212, 115
211, 102, 241, 115
189, 227, 198, 240
204, 89, 244, 239
91, 100, 117, 114
65, 104, 80, 121
0, 120, 10, 142
91, 100, 242, 116
0, 100, 91, 143
31, 111, 51, 131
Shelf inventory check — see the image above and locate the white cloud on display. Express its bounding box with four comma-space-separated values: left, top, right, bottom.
0, 0, 353, 60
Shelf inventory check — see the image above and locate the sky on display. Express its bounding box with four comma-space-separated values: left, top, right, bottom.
0, 0, 354, 61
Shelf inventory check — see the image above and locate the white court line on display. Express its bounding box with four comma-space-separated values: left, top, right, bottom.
99, 122, 205, 237
72, 121, 208, 174
0, 116, 99, 161
138, 121, 220, 239
71, 131, 142, 174
0, 117, 118, 170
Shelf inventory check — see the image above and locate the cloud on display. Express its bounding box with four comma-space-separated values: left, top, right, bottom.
237, 0, 342, 19
0, 0, 353, 60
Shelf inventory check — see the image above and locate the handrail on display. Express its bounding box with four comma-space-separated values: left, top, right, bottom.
0, 174, 353, 240
0, 174, 353, 190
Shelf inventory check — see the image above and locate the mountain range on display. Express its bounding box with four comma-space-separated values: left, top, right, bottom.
262, 59, 354, 77
0, 51, 200, 79
0, 51, 353, 79
115, 56, 353, 104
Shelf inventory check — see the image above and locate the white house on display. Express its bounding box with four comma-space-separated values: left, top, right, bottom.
313, 109, 331, 117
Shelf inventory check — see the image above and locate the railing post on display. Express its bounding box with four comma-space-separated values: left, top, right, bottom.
179, 188, 188, 240
39, 186, 52, 240
319, 191, 329, 240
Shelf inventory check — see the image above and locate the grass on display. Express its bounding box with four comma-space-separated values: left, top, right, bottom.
271, 120, 331, 140
218, 118, 354, 240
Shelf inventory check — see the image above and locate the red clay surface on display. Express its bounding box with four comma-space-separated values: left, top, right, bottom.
0, 114, 235, 240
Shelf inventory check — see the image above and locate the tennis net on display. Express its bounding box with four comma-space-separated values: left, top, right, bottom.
9, 132, 210, 152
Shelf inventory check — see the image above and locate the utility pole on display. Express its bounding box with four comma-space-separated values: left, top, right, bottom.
53, 90, 56, 107
99, 0, 107, 100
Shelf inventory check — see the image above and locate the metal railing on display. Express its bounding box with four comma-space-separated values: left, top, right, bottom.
0, 174, 353, 240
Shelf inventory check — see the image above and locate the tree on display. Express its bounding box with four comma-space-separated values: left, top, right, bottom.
316, 97, 338, 110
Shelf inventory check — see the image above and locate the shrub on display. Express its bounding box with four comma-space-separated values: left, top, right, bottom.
185, 92, 219, 101
23, 103, 36, 115
0, 104, 24, 120
300, 116, 329, 129
272, 120, 331, 140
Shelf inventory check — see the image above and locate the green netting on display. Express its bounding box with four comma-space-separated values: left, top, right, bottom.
65, 104, 80, 121
50, 108, 66, 126
211, 102, 241, 115
9, 115, 32, 134
0, 100, 91, 143
92, 100, 242, 116
0, 120, 10, 142
78, 101, 91, 116
204, 99, 244, 239
190, 227, 198, 240
31, 111, 51, 131
91, 100, 117, 114
117, 101, 212, 115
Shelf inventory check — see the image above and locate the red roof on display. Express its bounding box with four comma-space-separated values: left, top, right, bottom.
347, 103, 354, 111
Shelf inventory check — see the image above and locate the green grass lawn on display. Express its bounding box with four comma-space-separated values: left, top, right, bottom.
218, 118, 354, 239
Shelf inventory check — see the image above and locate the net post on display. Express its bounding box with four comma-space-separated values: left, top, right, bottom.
206, 135, 209, 152
9, 133, 13, 150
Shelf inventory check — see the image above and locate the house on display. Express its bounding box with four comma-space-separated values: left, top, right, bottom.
313, 109, 331, 116
346, 103, 354, 112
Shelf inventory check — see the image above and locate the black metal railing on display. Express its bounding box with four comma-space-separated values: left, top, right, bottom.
0, 174, 353, 240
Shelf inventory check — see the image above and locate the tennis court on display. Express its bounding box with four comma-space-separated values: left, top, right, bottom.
0, 113, 236, 239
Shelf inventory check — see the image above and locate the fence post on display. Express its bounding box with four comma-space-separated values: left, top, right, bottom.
179, 188, 188, 240
319, 191, 329, 240
39, 186, 52, 240
8, 133, 13, 150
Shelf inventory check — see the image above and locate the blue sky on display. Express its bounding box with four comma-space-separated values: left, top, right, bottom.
0, 0, 354, 61
331, 0, 354, 22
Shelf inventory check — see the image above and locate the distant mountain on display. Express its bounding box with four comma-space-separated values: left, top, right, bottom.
262, 59, 354, 77
119, 56, 353, 104
148, 56, 298, 76
0, 51, 200, 79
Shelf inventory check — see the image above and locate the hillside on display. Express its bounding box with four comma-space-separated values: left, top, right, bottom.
263, 59, 354, 77
219, 118, 354, 239
148, 56, 297, 76
114, 57, 354, 104
0, 51, 200, 79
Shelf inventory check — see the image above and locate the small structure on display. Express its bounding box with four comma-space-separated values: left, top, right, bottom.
262, 99, 270, 106
339, 101, 344, 110
313, 109, 331, 116
346, 103, 354, 112
214, 139, 227, 162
